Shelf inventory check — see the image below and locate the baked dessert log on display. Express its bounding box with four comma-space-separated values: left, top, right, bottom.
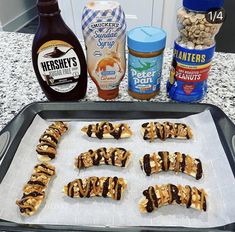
139, 184, 207, 213
140, 152, 203, 180
64, 177, 127, 200
16, 163, 56, 216
81, 121, 132, 139
141, 122, 193, 142
49, 121, 68, 135
37, 121, 68, 162
75, 147, 132, 169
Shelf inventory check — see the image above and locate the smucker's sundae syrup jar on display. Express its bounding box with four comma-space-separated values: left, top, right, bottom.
82, 1, 126, 100
167, 0, 225, 102
32, 0, 87, 101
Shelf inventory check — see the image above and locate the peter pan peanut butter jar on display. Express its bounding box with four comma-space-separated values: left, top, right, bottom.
82, 1, 126, 100
128, 26, 166, 100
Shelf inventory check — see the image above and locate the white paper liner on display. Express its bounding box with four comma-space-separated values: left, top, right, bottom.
0, 110, 234, 228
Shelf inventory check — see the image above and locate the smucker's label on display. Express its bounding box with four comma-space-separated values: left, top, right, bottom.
37, 40, 81, 93
167, 41, 215, 102
128, 54, 163, 94
82, 3, 126, 91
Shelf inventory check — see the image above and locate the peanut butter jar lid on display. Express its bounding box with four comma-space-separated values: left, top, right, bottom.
128, 26, 166, 53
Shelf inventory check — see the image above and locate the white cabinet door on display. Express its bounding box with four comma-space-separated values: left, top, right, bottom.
58, 0, 75, 32
59, 0, 162, 40
153, 0, 182, 47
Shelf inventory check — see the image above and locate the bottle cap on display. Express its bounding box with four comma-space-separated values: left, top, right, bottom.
183, 0, 224, 12
128, 26, 166, 53
37, 0, 60, 15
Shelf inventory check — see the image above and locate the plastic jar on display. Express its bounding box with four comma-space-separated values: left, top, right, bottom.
167, 0, 225, 102
128, 26, 166, 100
82, 1, 126, 100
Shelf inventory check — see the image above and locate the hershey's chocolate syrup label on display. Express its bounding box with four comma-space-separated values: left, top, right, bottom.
37, 40, 81, 93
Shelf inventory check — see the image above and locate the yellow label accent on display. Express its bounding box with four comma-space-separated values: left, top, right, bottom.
177, 62, 211, 70
37, 40, 73, 54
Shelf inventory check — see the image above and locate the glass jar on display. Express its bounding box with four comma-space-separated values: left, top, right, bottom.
167, 0, 225, 103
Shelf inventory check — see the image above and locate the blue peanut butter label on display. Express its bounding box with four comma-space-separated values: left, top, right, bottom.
128, 54, 163, 94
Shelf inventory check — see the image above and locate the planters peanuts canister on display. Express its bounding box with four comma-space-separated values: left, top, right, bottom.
167, 43, 215, 102
82, 1, 126, 100
167, 0, 224, 102
128, 26, 166, 100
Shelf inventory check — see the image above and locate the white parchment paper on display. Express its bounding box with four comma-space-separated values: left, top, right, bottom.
0, 111, 234, 228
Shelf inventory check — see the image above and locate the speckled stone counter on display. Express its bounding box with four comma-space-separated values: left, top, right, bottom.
0, 32, 234, 130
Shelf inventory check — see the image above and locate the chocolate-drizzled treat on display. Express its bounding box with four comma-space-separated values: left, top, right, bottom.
75, 147, 132, 169
64, 177, 127, 200
16, 163, 56, 216
139, 184, 207, 213
140, 152, 203, 180
81, 121, 132, 139
37, 121, 68, 162
141, 122, 193, 142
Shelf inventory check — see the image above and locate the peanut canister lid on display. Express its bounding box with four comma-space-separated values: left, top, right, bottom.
128, 26, 166, 53
183, 0, 224, 12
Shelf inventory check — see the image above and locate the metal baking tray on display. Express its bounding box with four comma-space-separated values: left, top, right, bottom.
0, 102, 234, 232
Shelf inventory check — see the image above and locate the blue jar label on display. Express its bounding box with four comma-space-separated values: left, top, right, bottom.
167, 42, 215, 102
128, 54, 163, 94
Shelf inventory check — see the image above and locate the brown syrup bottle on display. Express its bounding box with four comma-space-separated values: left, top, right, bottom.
32, 0, 87, 101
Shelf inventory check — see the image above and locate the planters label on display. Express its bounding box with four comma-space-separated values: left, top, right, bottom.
167, 41, 215, 102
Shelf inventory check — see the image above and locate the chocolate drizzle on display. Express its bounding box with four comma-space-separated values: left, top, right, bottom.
87, 125, 93, 137
181, 154, 186, 172
198, 190, 207, 211
142, 123, 149, 128
141, 152, 202, 180
76, 147, 131, 169
170, 184, 181, 204
82, 122, 132, 140
143, 190, 154, 213
116, 184, 122, 200
149, 186, 158, 208
142, 122, 193, 141
16, 163, 56, 216
28, 180, 45, 187
67, 182, 74, 198
23, 191, 43, 198
36, 121, 68, 161
95, 123, 104, 139
65, 177, 126, 201
110, 124, 124, 139
186, 186, 192, 208
141, 184, 207, 213
111, 150, 116, 165
92, 150, 102, 166
143, 129, 148, 140
102, 178, 110, 198
119, 148, 128, 167
35, 163, 54, 172
143, 154, 151, 176
195, 159, 203, 180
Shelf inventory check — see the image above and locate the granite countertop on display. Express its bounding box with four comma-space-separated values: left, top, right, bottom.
0, 31, 235, 130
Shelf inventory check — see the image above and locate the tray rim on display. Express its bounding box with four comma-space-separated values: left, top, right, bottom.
0, 101, 234, 232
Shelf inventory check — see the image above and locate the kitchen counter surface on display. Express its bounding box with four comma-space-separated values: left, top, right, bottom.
0, 31, 235, 130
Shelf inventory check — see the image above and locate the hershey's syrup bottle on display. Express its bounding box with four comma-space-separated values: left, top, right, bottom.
32, 0, 87, 101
